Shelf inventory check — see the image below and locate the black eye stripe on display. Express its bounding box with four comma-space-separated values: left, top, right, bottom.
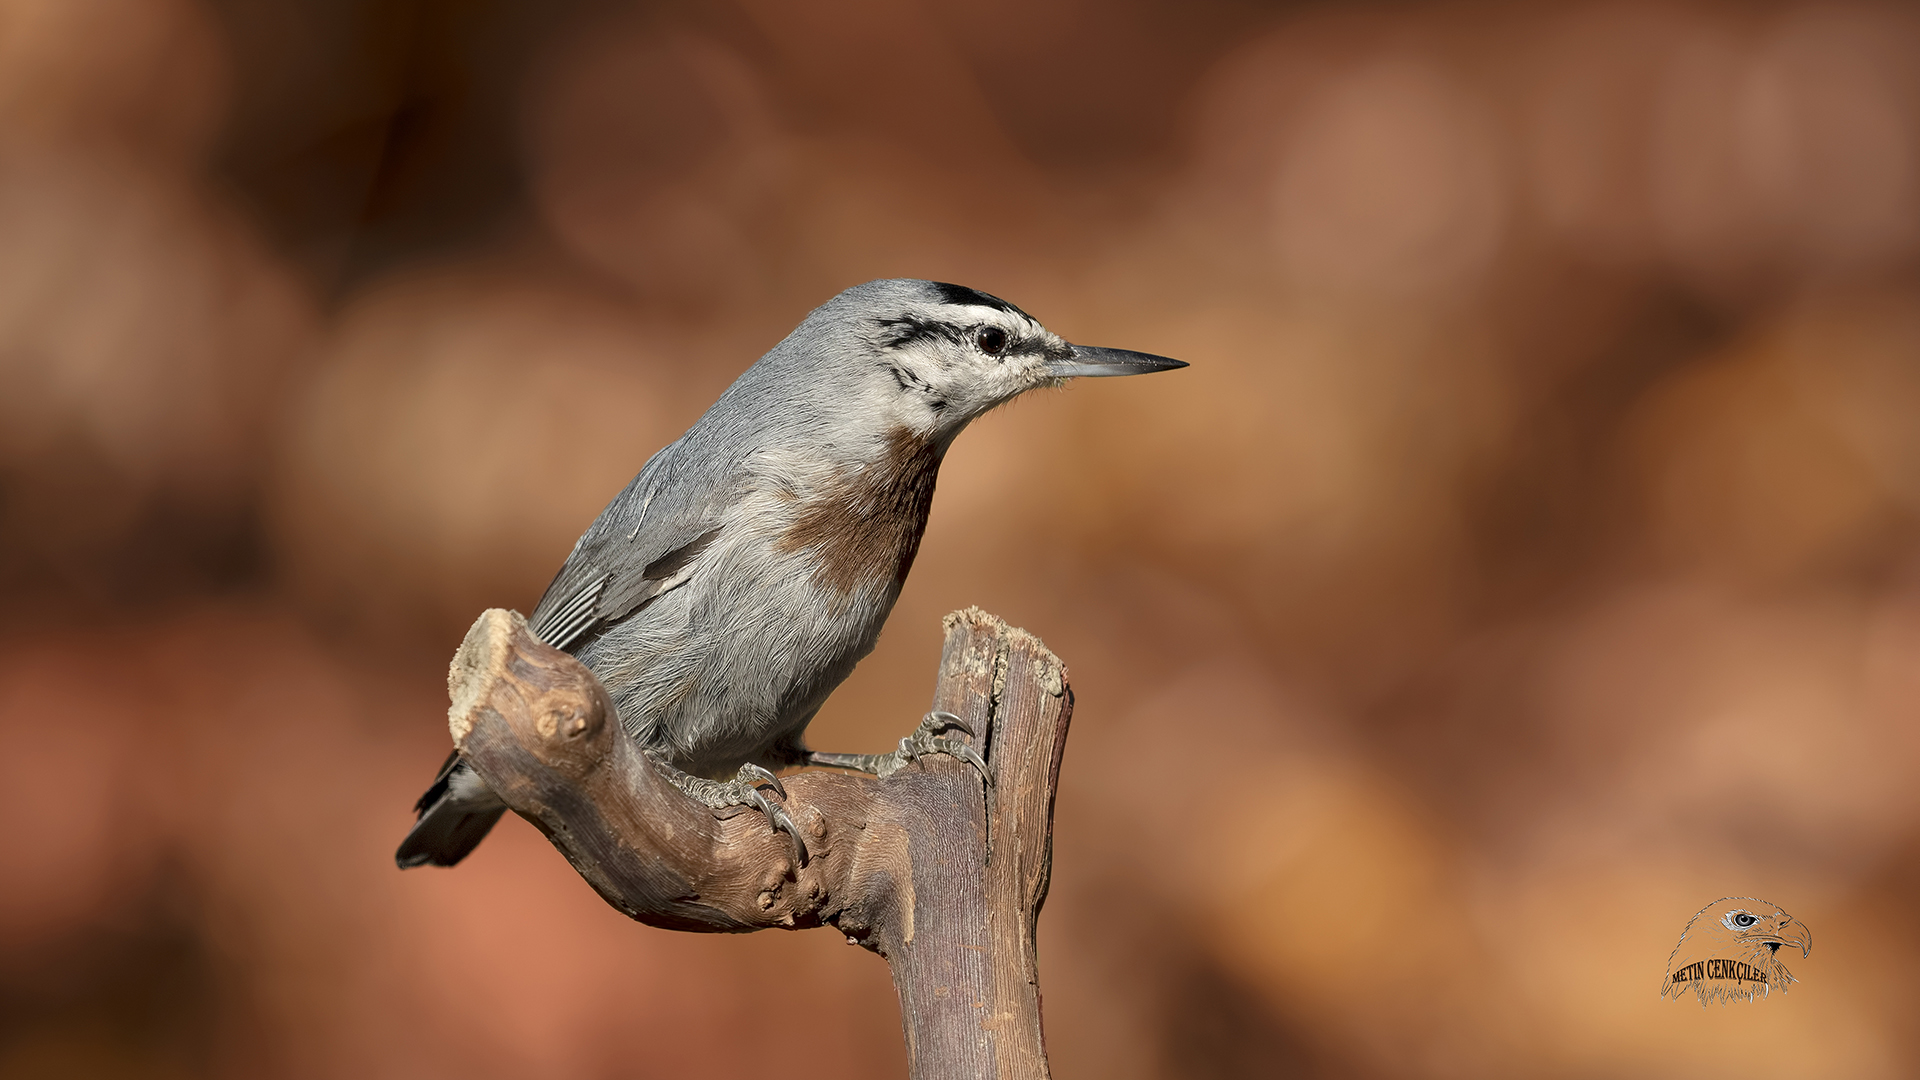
878, 315, 1041, 358
877, 316, 968, 350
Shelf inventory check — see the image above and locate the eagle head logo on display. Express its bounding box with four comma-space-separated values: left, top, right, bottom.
1661, 897, 1812, 1006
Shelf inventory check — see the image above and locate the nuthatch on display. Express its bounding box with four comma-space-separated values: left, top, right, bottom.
396, 279, 1184, 867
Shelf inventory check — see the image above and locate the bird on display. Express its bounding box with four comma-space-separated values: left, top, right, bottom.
1660, 896, 1812, 1006
396, 278, 1185, 869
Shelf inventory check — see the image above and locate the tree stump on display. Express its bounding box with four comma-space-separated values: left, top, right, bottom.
447, 605, 1074, 1080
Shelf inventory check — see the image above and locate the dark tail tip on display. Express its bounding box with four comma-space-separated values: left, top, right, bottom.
395, 803, 508, 869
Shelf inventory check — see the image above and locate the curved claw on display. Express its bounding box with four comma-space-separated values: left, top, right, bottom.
767, 803, 809, 866
741, 785, 809, 866
928, 737, 993, 789
738, 762, 787, 801
924, 710, 973, 738
741, 784, 776, 826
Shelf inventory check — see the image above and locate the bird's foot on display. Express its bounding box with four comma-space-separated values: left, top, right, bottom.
806, 711, 992, 789
648, 755, 807, 865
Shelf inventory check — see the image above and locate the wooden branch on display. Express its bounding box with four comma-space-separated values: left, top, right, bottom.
447, 606, 1074, 1080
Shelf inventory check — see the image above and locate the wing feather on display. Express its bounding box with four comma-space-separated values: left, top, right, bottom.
528, 437, 733, 653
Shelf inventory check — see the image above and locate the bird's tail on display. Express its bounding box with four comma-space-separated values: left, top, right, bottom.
395, 751, 507, 868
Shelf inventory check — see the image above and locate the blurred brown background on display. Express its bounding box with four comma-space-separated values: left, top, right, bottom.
2, 0, 1918, 1076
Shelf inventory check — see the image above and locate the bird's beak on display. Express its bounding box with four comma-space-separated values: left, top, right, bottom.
1779, 919, 1813, 958
1047, 344, 1188, 378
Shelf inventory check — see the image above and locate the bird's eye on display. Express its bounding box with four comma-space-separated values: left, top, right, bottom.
976, 327, 1009, 356
1732, 913, 1757, 927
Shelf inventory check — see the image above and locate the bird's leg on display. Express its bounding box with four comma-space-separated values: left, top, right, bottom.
646, 754, 807, 865
805, 711, 992, 789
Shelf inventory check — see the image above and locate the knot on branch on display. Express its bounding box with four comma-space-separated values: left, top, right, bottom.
450, 610, 612, 778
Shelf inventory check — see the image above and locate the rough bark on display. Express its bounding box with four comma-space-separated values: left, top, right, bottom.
446, 606, 1073, 1080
